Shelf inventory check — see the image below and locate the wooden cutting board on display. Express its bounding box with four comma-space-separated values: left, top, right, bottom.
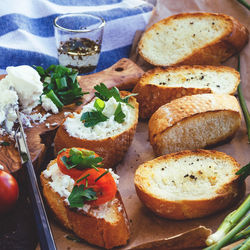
0, 58, 144, 177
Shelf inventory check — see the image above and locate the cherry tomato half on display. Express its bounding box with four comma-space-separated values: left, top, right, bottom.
57, 148, 101, 180
76, 168, 117, 206
0, 170, 19, 214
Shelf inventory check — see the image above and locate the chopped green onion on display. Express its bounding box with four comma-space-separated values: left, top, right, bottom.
76, 174, 90, 183
95, 170, 109, 182
94, 98, 105, 111
205, 195, 250, 248
35, 64, 87, 109
46, 89, 64, 109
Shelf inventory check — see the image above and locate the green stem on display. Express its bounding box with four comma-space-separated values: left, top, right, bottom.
232, 239, 248, 250
238, 84, 250, 143
237, 0, 250, 10
237, 56, 250, 143
205, 214, 250, 250
239, 237, 250, 250
229, 226, 250, 243
236, 162, 250, 181
206, 195, 250, 246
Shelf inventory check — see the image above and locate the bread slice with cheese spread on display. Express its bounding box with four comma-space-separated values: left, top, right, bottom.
134, 149, 243, 220
54, 91, 138, 169
40, 159, 130, 249
149, 94, 241, 156
138, 12, 248, 67
133, 65, 240, 119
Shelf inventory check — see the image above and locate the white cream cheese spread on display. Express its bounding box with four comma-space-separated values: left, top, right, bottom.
41, 95, 59, 114
3, 65, 43, 114
64, 97, 135, 140
0, 86, 18, 132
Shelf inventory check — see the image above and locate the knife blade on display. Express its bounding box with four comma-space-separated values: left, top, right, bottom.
15, 110, 56, 250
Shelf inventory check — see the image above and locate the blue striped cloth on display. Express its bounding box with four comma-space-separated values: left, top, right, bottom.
0, 0, 153, 74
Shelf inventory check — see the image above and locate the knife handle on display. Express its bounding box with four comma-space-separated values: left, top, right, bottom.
24, 159, 56, 250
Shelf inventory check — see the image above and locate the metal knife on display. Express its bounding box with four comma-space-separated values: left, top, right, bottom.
15, 110, 56, 250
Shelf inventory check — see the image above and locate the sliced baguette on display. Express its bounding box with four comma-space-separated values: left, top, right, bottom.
134, 149, 243, 220
149, 94, 241, 156
133, 65, 240, 119
138, 12, 248, 66
54, 91, 139, 169
40, 159, 130, 249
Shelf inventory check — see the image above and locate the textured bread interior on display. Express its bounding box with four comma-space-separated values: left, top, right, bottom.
156, 111, 240, 154
136, 153, 237, 200
140, 15, 229, 65
148, 67, 239, 94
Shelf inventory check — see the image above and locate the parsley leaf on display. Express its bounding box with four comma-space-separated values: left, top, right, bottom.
94, 83, 137, 107
68, 185, 97, 208
60, 148, 103, 170
80, 110, 108, 127
69, 148, 103, 170
114, 103, 125, 123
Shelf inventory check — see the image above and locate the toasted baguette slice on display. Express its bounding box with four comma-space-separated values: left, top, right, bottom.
134, 149, 243, 219
138, 12, 248, 66
54, 92, 139, 169
133, 66, 240, 119
149, 94, 241, 156
40, 159, 130, 249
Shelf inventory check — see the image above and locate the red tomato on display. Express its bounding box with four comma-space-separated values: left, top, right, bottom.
57, 148, 101, 180
0, 170, 19, 214
76, 168, 117, 206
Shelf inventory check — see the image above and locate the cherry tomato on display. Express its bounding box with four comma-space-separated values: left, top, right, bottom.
57, 147, 100, 180
0, 170, 19, 214
76, 168, 117, 206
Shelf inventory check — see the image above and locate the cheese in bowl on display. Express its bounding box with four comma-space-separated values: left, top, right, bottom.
54, 83, 139, 168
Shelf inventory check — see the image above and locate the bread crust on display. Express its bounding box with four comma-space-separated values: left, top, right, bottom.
40, 159, 130, 249
134, 149, 244, 220
133, 65, 240, 119
54, 92, 139, 169
148, 94, 241, 155
138, 12, 249, 66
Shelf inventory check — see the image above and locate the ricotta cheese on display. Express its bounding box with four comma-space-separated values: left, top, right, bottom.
0, 86, 18, 133
41, 95, 59, 114
4, 65, 43, 114
64, 97, 135, 140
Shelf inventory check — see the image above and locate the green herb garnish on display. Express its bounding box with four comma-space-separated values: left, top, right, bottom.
80, 110, 108, 127
35, 65, 88, 109
236, 162, 250, 181
94, 98, 105, 112
95, 170, 109, 182
94, 83, 137, 108
114, 103, 126, 123
60, 148, 103, 170
0, 141, 10, 146
76, 174, 90, 184
66, 234, 84, 243
237, 0, 250, 10
58, 148, 67, 154
68, 185, 97, 208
